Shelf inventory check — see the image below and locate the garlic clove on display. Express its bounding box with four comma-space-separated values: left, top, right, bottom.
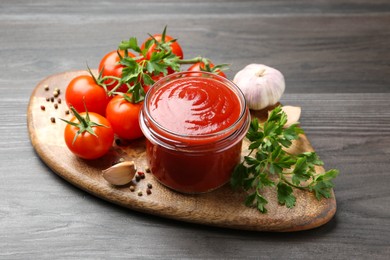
233, 64, 285, 110
102, 161, 136, 186
281, 106, 301, 127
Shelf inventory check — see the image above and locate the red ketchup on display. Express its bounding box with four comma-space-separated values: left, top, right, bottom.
139, 72, 250, 193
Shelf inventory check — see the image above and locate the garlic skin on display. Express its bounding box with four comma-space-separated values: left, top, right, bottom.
233, 64, 285, 110
102, 161, 136, 186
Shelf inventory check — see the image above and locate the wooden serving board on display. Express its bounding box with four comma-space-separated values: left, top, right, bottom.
27, 70, 336, 232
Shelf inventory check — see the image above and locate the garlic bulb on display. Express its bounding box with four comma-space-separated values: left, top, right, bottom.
233, 64, 285, 110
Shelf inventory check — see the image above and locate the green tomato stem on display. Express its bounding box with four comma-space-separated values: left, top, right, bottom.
177, 56, 209, 65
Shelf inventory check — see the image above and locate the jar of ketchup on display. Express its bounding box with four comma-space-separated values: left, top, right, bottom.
139, 72, 250, 193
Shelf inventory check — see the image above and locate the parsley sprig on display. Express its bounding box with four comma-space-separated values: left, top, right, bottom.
231, 106, 339, 213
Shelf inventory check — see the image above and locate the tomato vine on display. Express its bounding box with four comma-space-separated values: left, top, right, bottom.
95, 26, 229, 103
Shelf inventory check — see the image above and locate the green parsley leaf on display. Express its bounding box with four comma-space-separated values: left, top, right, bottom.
257, 173, 275, 189
119, 37, 142, 54
142, 73, 154, 86
244, 192, 269, 213
277, 182, 296, 208
291, 157, 311, 185
231, 163, 248, 190
309, 169, 339, 199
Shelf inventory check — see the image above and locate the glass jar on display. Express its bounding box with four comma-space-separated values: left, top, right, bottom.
139, 71, 250, 193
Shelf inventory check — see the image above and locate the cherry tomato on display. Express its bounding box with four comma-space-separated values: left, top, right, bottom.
98, 50, 136, 92
187, 62, 226, 78
65, 75, 110, 116
141, 34, 184, 60
64, 112, 114, 159
105, 94, 144, 140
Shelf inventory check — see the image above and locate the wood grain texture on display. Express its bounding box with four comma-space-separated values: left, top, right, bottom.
1, 0, 390, 259
27, 70, 336, 232
1, 1, 390, 94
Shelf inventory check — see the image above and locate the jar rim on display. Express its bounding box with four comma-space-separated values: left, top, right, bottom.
142, 71, 248, 141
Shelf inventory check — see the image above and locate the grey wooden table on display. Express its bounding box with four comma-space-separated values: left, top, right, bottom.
1, 0, 389, 259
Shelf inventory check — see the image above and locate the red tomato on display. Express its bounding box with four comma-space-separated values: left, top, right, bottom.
187, 62, 226, 78
98, 50, 136, 92
64, 112, 114, 159
65, 75, 109, 116
105, 94, 144, 140
141, 34, 184, 60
